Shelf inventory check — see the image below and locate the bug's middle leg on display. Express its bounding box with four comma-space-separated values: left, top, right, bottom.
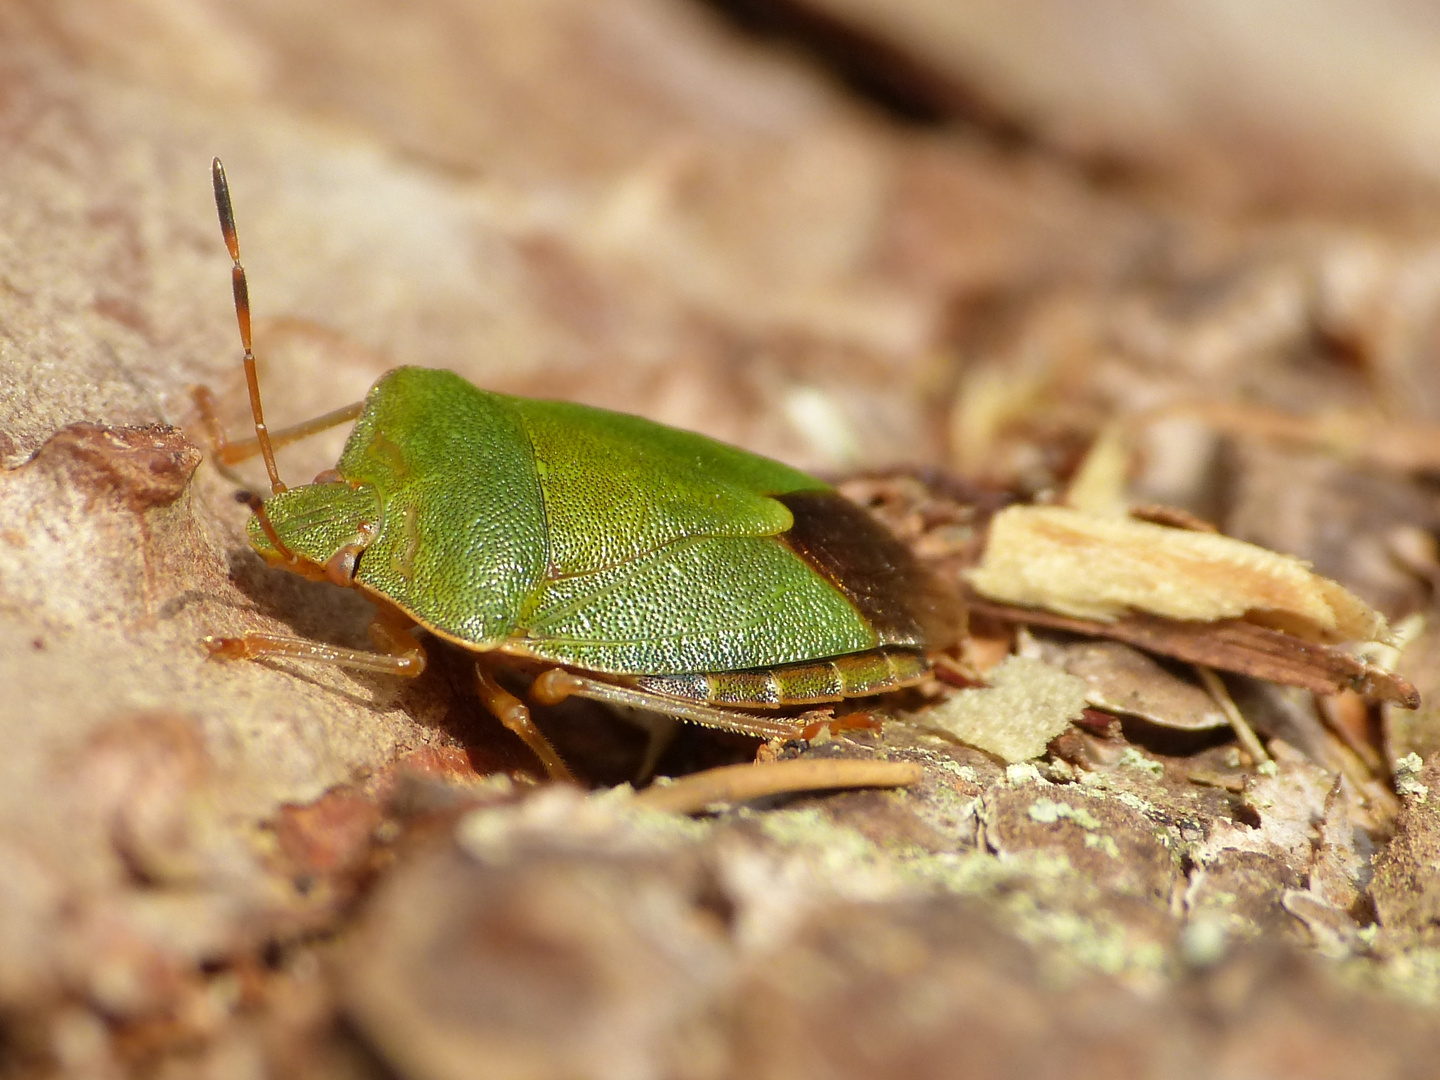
474, 662, 576, 784
530, 670, 806, 742
525, 649, 930, 746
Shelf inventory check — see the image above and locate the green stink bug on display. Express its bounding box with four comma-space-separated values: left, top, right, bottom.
200, 159, 962, 781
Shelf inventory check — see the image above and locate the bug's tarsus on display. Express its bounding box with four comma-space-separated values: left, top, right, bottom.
212, 157, 286, 496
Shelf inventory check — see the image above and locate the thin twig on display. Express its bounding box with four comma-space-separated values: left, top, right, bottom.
1194, 665, 1271, 765
634, 758, 923, 815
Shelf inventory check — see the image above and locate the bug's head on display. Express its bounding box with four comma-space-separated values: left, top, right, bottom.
246, 481, 382, 587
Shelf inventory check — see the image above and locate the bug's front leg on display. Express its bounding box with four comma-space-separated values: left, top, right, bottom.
204, 607, 426, 676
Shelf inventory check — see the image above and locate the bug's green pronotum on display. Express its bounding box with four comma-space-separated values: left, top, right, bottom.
200, 159, 962, 781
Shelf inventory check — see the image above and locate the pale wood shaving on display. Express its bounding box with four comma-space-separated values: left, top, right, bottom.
966, 504, 1389, 644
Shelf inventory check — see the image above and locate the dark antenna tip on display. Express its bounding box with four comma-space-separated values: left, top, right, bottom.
210, 156, 285, 495
212, 157, 240, 262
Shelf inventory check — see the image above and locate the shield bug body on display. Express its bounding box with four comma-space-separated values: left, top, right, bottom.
201, 159, 961, 780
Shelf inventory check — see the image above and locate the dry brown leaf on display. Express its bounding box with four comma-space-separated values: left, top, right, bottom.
1021, 635, 1229, 732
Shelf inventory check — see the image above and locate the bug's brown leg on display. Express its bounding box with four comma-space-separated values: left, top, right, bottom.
531, 669, 806, 742
192, 385, 233, 461
474, 664, 576, 783
191, 387, 364, 468
205, 607, 426, 676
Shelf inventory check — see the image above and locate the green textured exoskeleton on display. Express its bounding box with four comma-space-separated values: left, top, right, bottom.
202, 159, 961, 780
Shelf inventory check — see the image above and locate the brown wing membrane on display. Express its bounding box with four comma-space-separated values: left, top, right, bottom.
775, 490, 964, 651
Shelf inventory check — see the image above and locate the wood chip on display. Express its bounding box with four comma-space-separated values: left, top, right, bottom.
918, 654, 1090, 763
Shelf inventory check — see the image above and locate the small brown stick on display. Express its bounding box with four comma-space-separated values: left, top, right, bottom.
633, 758, 923, 815
965, 594, 1419, 708
1194, 665, 1271, 765
1187, 771, 1247, 792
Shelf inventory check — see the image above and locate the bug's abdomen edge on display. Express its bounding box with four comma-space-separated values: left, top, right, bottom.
635, 647, 928, 707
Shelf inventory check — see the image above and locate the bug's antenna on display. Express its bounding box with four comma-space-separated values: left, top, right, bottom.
239, 491, 303, 570
212, 157, 286, 495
